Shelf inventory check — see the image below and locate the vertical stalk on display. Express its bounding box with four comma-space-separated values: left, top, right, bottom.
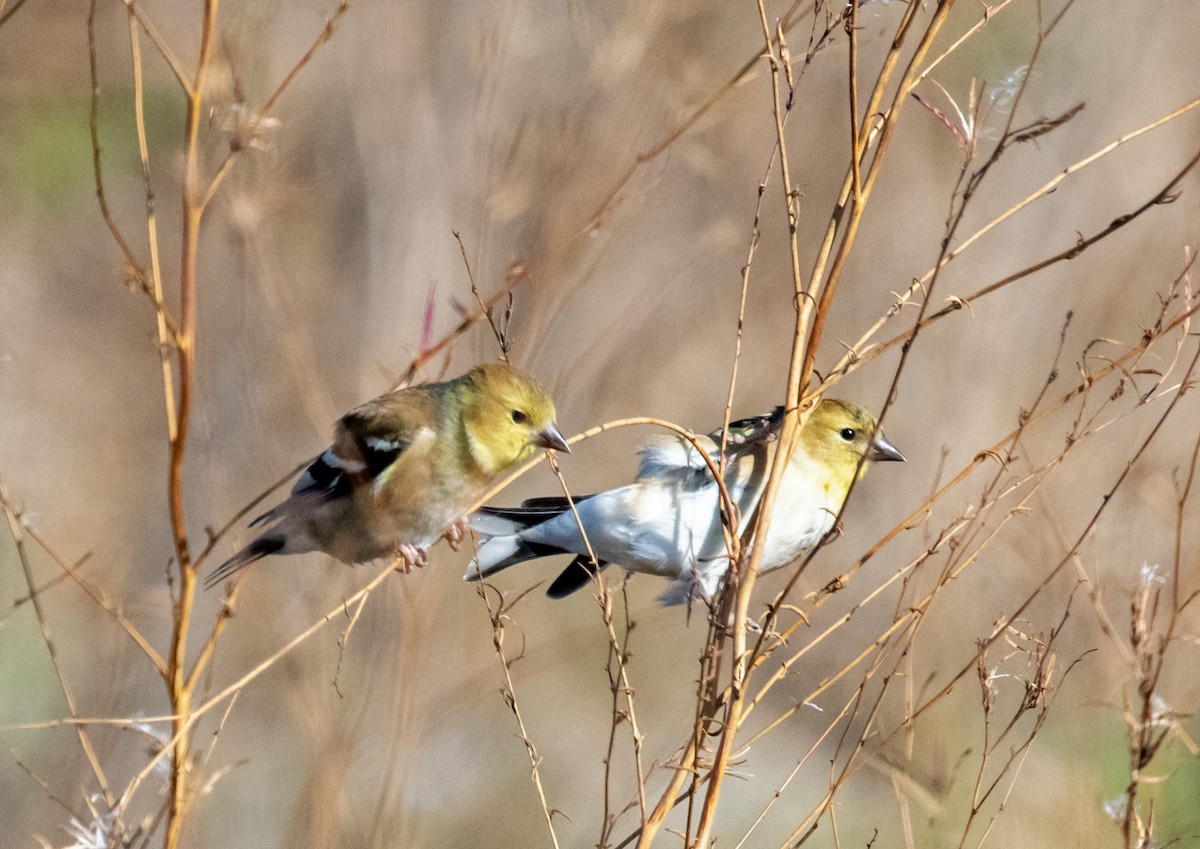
692, 3, 955, 846
164, 3, 219, 847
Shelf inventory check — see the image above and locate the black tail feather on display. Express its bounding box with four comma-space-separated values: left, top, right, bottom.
476, 492, 596, 523
469, 539, 568, 580
205, 535, 285, 589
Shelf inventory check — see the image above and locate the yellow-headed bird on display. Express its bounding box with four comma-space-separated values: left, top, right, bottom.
465, 400, 902, 605
207, 362, 568, 588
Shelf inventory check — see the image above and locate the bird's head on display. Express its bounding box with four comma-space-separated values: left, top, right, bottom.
462, 362, 569, 475
802, 399, 905, 492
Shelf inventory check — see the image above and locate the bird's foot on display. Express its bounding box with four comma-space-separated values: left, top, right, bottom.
393, 544, 428, 573
442, 517, 469, 552
713, 607, 764, 636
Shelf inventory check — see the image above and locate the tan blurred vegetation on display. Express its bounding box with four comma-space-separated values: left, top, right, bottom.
2, 0, 1200, 847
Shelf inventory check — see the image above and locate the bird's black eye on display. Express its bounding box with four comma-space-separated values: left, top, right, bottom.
511, 410, 529, 424
839, 427, 857, 441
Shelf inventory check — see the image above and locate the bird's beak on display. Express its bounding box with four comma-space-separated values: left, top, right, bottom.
534, 423, 571, 453
869, 432, 906, 462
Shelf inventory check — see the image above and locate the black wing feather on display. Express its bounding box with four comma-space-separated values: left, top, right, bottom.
547, 556, 609, 599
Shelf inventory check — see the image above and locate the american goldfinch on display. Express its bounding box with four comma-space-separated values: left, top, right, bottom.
464, 400, 903, 606
206, 362, 568, 588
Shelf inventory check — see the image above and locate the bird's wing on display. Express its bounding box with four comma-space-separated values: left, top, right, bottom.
333, 388, 439, 479
547, 556, 609, 598
713, 406, 785, 447
637, 436, 719, 484
250, 388, 438, 529
636, 407, 784, 486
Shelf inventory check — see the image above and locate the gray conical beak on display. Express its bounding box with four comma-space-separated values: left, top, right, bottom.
869, 432, 905, 462
534, 423, 571, 453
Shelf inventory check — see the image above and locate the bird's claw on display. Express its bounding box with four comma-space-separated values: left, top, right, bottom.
712, 607, 764, 636
442, 517, 469, 552
393, 544, 428, 573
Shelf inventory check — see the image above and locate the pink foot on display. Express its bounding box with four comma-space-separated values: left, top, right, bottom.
393, 543, 428, 573
442, 517, 470, 552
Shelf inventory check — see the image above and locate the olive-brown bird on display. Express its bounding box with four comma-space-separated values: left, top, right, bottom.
208, 362, 568, 588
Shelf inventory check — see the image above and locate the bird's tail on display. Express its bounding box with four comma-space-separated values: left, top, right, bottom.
465, 536, 568, 581
205, 534, 286, 590
465, 498, 589, 582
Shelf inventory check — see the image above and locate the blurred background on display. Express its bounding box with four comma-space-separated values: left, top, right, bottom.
2, 0, 1200, 846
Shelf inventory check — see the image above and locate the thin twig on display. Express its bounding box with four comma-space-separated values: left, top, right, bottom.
1, 482, 114, 806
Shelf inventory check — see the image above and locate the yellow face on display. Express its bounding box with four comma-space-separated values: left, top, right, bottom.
801, 399, 901, 490
462, 362, 567, 475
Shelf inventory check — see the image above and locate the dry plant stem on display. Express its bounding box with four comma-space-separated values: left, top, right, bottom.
501, 455, 648, 844
802, 0, 954, 387
479, 585, 562, 849
828, 96, 1200, 384
628, 749, 695, 849
2, 486, 114, 806
88, 0, 181, 344
0, 0, 31, 27
919, 0, 1016, 83
732, 685, 864, 849
623, 287, 1198, 846
454, 230, 510, 357
955, 616, 1071, 849
88, 0, 350, 837
751, 310, 1193, 738
194, 458, 313, 569
87, 0, 139, 266
685, 3, 808, 843
128, 15, 178, 444
1, 503, 167, 676
200, 1, 351, 212
715, 146, 772, 466
690, 4, 954, 844
163, 3, 219, 846
391, 264, 529, 389
775, 662, 892, 849
1120, 401, 1200, 845
189, 459, 313, 698
1, 569, 73, 624
119, 0, 193, 93
332, 591, 371, 698
116, 561, 397, 815
11, 751, 77, 816
544, 454, 647, 841
847, 0, 861, 203
898, 343, 1200, 757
